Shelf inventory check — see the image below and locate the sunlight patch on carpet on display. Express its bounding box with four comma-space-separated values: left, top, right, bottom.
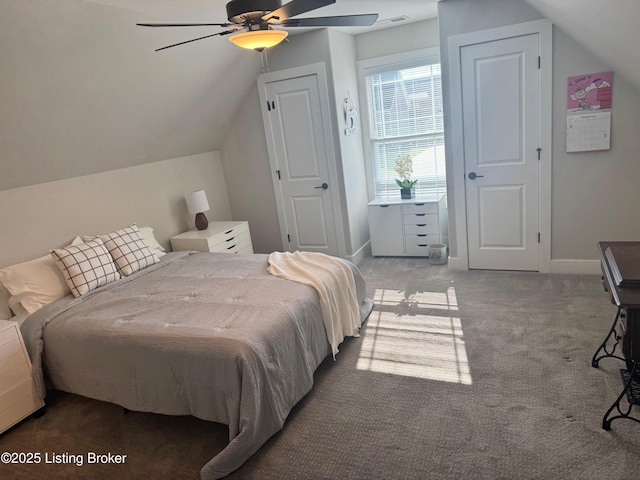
357, 287, 472, 384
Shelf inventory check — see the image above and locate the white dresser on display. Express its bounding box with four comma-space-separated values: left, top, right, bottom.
0, 320, 45, 434
367, 194, 448, 257
170, 221, 254, 254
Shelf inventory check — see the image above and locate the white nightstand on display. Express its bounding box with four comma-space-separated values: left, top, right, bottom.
0, 320, 45, 434
170, 221, 254, 254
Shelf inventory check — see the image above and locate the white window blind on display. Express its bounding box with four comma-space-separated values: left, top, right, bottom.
365, 62, 445, 198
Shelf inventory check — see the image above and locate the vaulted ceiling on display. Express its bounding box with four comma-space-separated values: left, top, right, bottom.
523, 0, 640, 90
3, 0, 639, 191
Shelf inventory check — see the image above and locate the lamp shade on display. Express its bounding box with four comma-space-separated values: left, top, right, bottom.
185, 189, 210, 215
228, 29, 288, 51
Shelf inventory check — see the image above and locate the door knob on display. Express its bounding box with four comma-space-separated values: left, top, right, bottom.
468, 172, 484, 180
315, 182, 329, 190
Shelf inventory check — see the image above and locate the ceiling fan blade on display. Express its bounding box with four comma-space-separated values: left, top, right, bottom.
155, 30, 236, 51
279, 14, 378, 28
137, 23, 235, 27
263, 0, 335, 23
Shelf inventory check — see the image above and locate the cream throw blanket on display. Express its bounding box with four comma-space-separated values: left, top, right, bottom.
267, 251, 361, 358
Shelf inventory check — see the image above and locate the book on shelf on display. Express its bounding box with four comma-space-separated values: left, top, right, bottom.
605, 245, 640, 288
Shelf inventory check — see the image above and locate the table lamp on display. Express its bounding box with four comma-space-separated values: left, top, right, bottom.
185, 189, 210, 230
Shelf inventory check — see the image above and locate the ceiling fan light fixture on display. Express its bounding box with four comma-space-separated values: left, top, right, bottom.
229, 29, 288, 51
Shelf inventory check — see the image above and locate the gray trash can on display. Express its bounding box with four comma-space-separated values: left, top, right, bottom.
428, 244, 447, 265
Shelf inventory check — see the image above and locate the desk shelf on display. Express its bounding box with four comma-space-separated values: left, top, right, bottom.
602, 364, 640, 430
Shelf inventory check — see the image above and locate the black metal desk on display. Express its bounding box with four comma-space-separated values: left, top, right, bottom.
594, 241, 640, 430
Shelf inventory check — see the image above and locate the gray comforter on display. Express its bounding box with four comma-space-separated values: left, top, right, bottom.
21, 252, 373, 479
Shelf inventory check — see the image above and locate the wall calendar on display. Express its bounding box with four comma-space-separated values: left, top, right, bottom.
566, 71, 613, 153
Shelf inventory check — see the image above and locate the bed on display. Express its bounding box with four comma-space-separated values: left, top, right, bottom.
18, 249, 373, 479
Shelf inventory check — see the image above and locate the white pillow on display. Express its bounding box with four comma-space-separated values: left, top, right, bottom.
0, 236, 84, 315
51, 238, 121, 297
99, 225, 159, 277
138, 226, 166, 258
0, 254, 73, 314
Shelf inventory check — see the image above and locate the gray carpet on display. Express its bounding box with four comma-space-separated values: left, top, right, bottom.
2, 256, 640, 479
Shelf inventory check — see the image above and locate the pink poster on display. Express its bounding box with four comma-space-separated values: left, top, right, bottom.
566, 71, 613, 152
567, 71, 613, 112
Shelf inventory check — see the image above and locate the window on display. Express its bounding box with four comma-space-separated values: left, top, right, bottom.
363, 58, 445, 198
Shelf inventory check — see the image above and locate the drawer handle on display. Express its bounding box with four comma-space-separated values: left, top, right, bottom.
379, 205, 390, 208
227, 244, 237, 250
417, 234, 427, 237
417, 244, 429, 247
226, 236, 235, 242
417, 224, 427, 227
225, 229, 233, 234
415, 214, 426, 217
414, 203, 425, 206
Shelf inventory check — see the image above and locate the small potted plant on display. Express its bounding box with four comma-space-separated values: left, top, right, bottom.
394, 154, 418, 199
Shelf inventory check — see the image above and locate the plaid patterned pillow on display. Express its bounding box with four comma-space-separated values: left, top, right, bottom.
100, 225, 159, 277
51, 239, 120, 297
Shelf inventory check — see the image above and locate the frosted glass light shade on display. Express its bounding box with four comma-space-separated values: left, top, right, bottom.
228, 30, 288, 51
185, 189, 210, 215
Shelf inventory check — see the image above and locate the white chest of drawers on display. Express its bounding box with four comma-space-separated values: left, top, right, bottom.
170, 221, 254, 254
367, 195, 448, 257
0, 320, 45, 434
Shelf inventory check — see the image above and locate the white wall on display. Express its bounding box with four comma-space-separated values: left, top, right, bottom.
438, 0, 640, 270
0, 0, 260, 191
355, 18, 440, 61
221, 29, 369, 257
221, 19, 443, 258
551, 28, 640, 261
219, 86, 283, 255
0, 151, 231, 268
327, 30, 370, 259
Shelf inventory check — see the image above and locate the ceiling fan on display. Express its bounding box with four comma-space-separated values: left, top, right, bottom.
137, 0, 379, 52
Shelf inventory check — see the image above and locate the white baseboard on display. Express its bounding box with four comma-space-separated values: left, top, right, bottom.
347, 241, 371, 266
550, 259, 601, 275
442, 257, 601, 275
447, 256, 467, 270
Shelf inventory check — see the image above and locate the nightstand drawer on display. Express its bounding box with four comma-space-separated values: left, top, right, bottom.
0, 326, 17, 349
213, 236, 252, 254
207, 224, 249, 250
0, 335, 22, 364
0, 341, 30, 392
0, 378, 41, 433
0, 321, 45, 434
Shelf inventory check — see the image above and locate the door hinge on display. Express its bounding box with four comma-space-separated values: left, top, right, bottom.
276, 169, 281, 180
537, 147, 542, 160
538, 56, 541, 69
538, 232, 541, 243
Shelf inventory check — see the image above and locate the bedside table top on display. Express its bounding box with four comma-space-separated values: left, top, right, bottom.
171, 221, 248, 240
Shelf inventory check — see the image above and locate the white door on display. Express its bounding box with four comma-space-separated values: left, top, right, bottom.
461, 34, 540, 271
260, 72, 340, 256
